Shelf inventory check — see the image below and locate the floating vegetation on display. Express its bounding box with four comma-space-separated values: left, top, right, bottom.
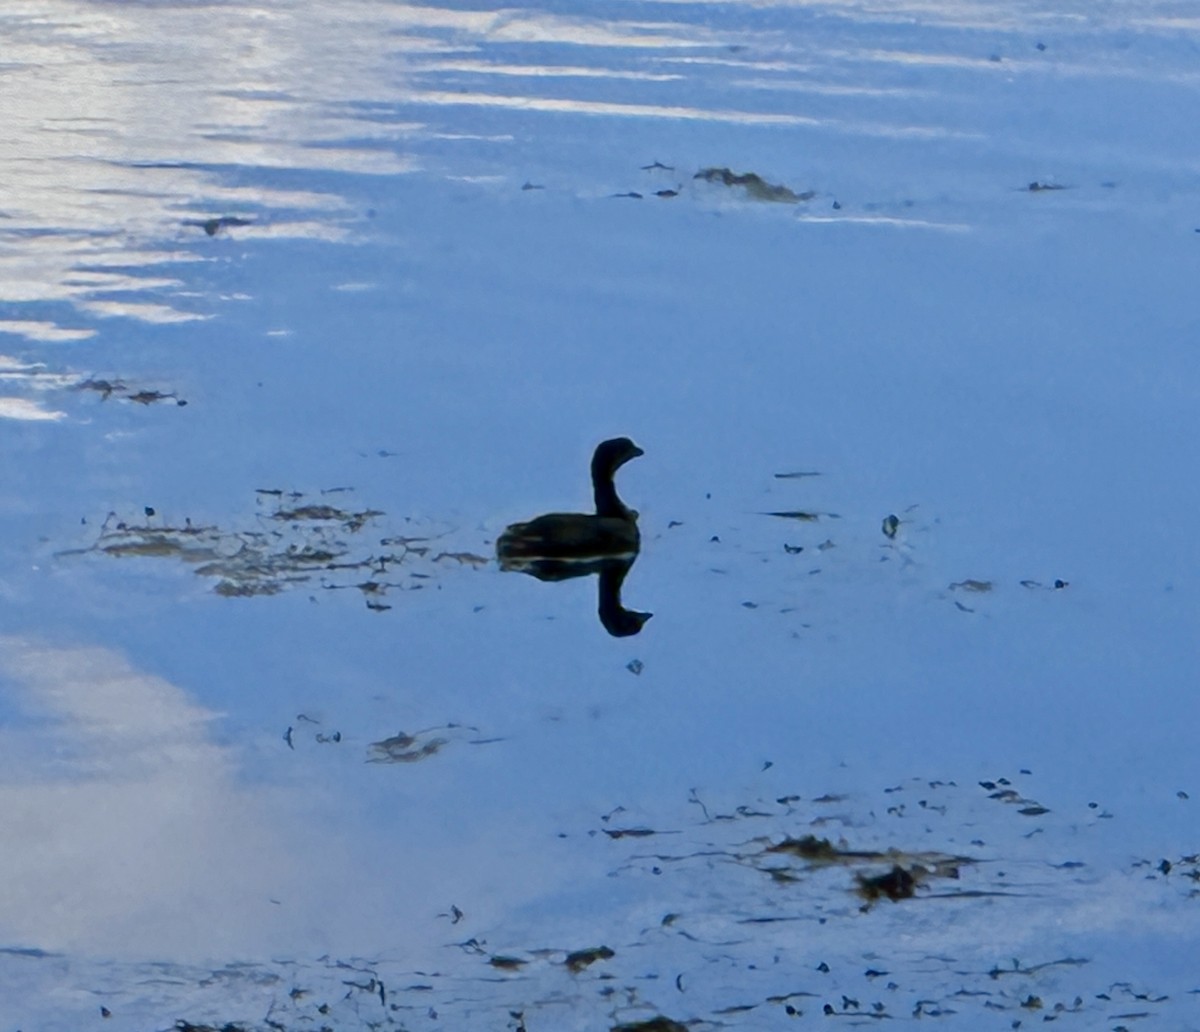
1021, 577, 1070, 590
609, 828, 665, 842
564, 945, 614, 973
763, 509, 838, 522
174, 1022, 251, 1032
369, 727, 453, 764
283, 715, 344, 751
766, 833, 842, 861
987, 956, 1088, 980
856, 864, 917, 902
951, 578, 993, 593
75, 377, 188, 406
695, 167, 815, 203
62, 490, 484, 608
27, 771, 1195, 1030
184, 214, 255, 236
616, 163, 816, 207
979, 777, 1052, 816
365, 723, 496, 765
434, 551, 490, 568
757, 833, 973, 906
612, 1018, 688, 1032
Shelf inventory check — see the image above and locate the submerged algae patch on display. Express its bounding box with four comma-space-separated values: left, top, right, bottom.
64, 490, 483, 607
24, 771, 1195, 1031
758, 833, 975, 906
366, 723, 496, 765
75, 377, 187, 406
694, 167, 816, 204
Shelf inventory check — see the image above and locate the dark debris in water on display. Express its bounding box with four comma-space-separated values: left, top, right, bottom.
66, 770, 1197, 1031
978, 777, 1052, 816
1021, 577, 1070, 590
564, 945, 614, 973
75, 377, 187, 406
175, 1023, 251, 1032
950, 578, 993, 593
611, 1019, 688, 1032
759, 834, 972, 906
617, 162, 816, 207
602, 827, 659, 840
763, 509, 839, 521
695, 167, 816, 203
855, 863, 917, 902
184, 214, 254, 236
367, 723, 484, 765
62, 490, 482, 607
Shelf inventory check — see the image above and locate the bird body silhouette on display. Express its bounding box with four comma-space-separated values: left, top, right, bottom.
497, 438, 643, 562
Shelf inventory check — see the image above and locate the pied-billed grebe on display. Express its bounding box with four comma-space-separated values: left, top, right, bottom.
497, 437, 643, 562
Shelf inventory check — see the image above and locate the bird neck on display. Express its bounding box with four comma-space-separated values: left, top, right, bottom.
593, 464, 627, 517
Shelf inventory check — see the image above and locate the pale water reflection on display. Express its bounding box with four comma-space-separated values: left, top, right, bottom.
0, 636, 297, 958
5, 0, 1195, 342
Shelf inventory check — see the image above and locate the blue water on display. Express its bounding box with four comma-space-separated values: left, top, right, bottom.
2, 3, 1199, 1029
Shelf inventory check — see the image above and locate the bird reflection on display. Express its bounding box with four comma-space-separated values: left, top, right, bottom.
498, 554, 651, 637
497, 438, 651, 637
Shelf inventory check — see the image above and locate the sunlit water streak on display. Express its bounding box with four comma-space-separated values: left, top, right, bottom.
2, 0, 1196, 348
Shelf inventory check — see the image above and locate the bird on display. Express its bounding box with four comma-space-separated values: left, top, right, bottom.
497, 437, 643, 562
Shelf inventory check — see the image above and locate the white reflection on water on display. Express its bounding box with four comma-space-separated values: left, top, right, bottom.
0, 322, 95, 344
401, 87, 979, 139
0, 397, 65, 422
0, 637, 307, 958
0, 356, 76, 421
1, 0, 418, 330
4, 0, 1196, 342
0, 635, 597, 968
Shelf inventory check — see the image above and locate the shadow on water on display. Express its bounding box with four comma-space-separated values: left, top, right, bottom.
497, 438, 652, 637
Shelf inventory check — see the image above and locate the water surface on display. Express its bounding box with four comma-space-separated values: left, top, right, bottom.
2, 2, 1199, 1028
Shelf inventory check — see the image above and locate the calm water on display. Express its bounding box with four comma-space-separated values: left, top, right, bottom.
2, 2, 1199, 1028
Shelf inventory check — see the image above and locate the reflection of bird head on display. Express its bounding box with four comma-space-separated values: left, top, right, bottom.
600, 606, 653, 638
597, 556, 651, 638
